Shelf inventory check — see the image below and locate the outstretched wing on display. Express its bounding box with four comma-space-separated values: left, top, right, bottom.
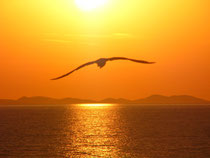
107, 57, 155, 64
51, 61, 96, 80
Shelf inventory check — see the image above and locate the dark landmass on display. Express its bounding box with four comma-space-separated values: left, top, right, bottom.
0, 95, 210, 105
132, 95, 210, 104
0, 96, 94, 105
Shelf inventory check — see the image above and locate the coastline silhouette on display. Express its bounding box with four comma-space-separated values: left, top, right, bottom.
0, 95, 209, 105
51, 57, 155, 80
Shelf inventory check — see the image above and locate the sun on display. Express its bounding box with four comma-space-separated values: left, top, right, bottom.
75, 0, 108, 11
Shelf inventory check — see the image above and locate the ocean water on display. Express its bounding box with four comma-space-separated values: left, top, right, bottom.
0, 104, 210, 158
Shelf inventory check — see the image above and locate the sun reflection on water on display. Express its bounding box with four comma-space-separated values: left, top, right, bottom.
63, 103, 121, 157
78, 103, 114, 107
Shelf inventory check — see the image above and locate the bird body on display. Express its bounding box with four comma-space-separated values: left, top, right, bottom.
96, 58, 107, 68
51, 57, 155, 80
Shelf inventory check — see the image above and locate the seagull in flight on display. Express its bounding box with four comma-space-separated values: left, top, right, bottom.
51, 57, 155, 80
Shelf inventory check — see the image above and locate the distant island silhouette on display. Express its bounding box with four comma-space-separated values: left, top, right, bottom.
0, 95, 209, 105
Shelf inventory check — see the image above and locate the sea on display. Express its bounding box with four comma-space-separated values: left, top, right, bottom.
0, 104, 210, 158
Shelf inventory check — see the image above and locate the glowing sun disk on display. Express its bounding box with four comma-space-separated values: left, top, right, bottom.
75, 0, 108, 11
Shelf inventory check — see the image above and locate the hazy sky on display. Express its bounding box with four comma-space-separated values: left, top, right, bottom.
0, 0, 209, 100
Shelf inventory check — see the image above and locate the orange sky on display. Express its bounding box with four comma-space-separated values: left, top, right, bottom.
0, 0, 210, 100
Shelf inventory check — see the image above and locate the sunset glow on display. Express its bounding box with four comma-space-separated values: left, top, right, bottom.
1, 1, 210, 157
0, 0, 209, 100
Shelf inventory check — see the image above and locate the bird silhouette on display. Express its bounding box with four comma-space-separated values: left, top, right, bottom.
51, 57, 155, 80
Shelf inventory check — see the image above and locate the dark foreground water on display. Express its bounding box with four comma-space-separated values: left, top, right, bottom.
0, 104, 210, 158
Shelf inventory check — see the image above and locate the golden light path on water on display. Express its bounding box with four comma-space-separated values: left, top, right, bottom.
78, 103, 114, 107
63, 103, 124, 157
